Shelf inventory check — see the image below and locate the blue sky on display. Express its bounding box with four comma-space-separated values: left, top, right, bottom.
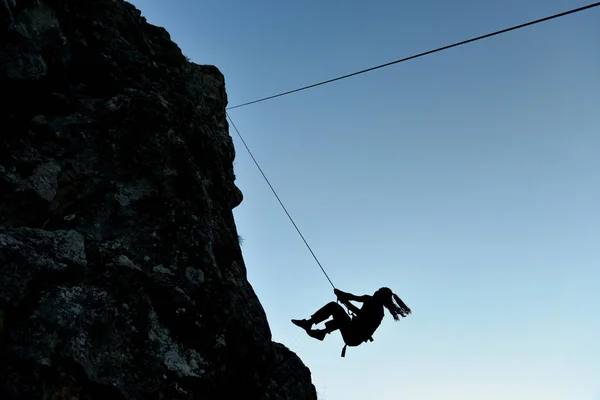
128, 1, 599, 399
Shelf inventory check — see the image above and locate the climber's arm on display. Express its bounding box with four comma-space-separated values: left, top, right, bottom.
334, 288, 371, 303
341, 300, 361, 315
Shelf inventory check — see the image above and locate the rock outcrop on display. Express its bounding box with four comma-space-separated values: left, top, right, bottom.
0, 1, 317, 399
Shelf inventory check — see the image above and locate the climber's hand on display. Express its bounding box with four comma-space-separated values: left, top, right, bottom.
334, 288, 345, 300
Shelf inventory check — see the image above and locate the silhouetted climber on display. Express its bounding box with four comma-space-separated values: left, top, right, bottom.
291, 287, 411, 357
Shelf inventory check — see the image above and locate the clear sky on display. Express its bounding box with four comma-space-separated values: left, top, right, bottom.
128, 1, 599, 399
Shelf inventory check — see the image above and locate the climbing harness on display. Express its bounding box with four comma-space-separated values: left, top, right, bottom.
336, 298, 374, 358
341, 337, 374, 358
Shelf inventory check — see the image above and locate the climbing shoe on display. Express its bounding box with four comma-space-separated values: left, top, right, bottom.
291, 319, 313, 330
307, 329, 327, 341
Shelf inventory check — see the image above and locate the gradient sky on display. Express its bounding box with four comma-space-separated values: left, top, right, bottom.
127, 1, 599, 399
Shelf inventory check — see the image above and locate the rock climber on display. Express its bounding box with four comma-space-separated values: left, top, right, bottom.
291, 287, 411, 356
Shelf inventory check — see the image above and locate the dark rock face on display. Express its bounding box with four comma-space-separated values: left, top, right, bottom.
0, 1, 317, 399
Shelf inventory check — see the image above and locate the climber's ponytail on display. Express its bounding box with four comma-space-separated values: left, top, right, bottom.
375, 287, 412, 321
392, 293, 411, 319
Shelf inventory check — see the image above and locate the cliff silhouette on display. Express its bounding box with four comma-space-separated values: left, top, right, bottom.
0, 1, 317, 398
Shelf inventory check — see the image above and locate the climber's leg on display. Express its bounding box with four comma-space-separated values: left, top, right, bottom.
292, 302, 351, 341
311, 302, 349, 326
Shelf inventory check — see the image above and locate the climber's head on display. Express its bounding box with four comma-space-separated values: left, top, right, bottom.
374, 287, 412, 321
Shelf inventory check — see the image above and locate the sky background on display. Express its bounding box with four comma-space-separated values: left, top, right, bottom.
128, 1, 599, 399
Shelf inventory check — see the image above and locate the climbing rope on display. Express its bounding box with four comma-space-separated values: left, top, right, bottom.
225, 2, 600, 283
226, 112, 336, 290
226, 1, 600, 110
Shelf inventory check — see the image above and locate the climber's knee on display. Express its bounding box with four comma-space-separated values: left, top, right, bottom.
328, 302, 349, 318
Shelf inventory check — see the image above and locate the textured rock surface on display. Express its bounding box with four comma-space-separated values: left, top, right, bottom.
0, 1, 317, 399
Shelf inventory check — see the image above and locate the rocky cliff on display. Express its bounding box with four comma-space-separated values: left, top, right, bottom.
0, 1, 317, 399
